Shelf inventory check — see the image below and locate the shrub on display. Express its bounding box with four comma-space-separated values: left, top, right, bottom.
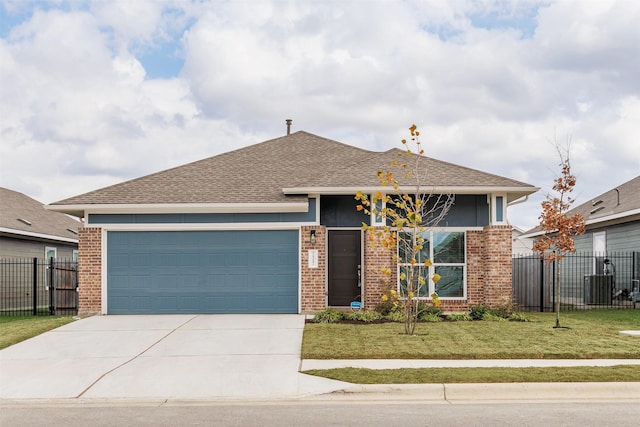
351, 310, 382, 323
376, 288, 402, 315
448, 313, 472, 321
420, 313, 443, 322
417, 301, 443, 317
312, 308, 344, 323
385, 310, 405, 323
482, 312, 508, 322
469, 304, 488, 320
508, 312, 530, 322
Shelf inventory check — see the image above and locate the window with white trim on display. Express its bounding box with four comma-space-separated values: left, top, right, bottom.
398, 230, 466, 298
371, 194, 386, 226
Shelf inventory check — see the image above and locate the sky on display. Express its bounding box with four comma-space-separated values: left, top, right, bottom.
0, 0, 638, 230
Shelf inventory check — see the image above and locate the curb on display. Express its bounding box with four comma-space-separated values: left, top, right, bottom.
316, 382, 640, 401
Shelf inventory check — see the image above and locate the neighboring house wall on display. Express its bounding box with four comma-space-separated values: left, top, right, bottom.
0, 235, 77, 259
573, 221, 640, 253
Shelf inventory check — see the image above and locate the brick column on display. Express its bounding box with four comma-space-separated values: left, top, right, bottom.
300, 225, 326, 312
362, 228, 397, 311
465, 230, 485, 309
481, 224, 513, 307
78, 227, 102, 315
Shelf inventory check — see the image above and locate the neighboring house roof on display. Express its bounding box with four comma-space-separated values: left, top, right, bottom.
512, 226, 534, 254
48, 130, 538, 216
0, 187, 80, 243
523, 175, 640, 237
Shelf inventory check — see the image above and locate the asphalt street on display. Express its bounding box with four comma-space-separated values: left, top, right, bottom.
1, 400, 638, 427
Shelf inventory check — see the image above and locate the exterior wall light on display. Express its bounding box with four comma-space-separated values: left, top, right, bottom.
310, 230, 316, 245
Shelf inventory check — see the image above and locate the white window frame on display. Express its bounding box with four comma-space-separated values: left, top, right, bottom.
491, 193, 507, 225
44, 246, 57, 261
592, 231, 606, 274
397, 229, 467, 300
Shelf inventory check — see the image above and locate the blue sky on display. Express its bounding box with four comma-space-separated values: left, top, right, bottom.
1, 0, 638, 229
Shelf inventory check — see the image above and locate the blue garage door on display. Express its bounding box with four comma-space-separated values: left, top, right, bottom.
107, 230, 299, 314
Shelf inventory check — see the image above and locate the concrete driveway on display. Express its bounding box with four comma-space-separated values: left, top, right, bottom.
0, 315, 347, 401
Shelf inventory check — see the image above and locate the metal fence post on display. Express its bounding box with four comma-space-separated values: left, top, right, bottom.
32, 257, 38, 315
49, 257, 55, 315
551, 253, 556, 311
539, 256, 544, 312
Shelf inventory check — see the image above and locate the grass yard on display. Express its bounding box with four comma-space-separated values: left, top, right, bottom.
0, 316, 74, 350
302, 310, 640, 360
303, 365, 640, 384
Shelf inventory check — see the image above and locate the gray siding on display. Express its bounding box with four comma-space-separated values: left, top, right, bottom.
573, 221, 640, 252
0, 236, 77, 259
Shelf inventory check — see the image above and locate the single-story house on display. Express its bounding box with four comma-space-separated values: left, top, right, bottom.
1, 187, 80, 260
48, 128, 538, 315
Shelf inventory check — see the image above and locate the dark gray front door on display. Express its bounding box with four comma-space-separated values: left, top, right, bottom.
328, 230, 361, 306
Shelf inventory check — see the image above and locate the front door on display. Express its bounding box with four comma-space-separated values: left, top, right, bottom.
328, 230, 361, 306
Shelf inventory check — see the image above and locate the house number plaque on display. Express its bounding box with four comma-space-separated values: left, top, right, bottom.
308, 250, 319, 269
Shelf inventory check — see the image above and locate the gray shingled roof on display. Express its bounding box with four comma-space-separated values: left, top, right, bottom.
50, 130, 537, 209
0, 187, 80, 241
525, 175, 640, 234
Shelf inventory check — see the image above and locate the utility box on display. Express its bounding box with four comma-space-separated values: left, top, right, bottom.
584, 275, 613, 305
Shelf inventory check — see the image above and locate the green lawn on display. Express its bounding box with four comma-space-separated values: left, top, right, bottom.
302, 310, 640, 360
0, 316, 75, 350
303, 365, 640, 384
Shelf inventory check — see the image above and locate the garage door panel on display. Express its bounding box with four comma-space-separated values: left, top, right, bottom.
107, 230, 299, 314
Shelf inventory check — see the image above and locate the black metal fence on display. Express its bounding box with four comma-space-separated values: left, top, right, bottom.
0, 258, 78, 316
513, 251, 640, 311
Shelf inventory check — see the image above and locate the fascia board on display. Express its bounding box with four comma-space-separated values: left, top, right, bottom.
0, 227, 79, 244
46, 202, 310, 216
283, 186, 539, 197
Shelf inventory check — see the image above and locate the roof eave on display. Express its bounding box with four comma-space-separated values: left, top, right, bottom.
283, 186, 539, 201
520, 208, 640, 239
46, 202, 310, 216
0, 227, 79, 244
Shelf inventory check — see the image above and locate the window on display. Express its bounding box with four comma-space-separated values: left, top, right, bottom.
495, 196, 504, 222
398, 230, 466, 298
45, 247, 57, 261
72, 250, 79, 262
593, 231, 606, 274
371, 195, 386, 226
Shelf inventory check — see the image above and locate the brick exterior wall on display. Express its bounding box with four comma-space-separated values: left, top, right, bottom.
78, 227, 102, 315
356, 225, 513, 313
480, 224, 514, 307
300, 225, 326, 312
362, 228, 397, 310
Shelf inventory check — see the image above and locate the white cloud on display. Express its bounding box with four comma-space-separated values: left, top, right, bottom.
1, 0, 638, 230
